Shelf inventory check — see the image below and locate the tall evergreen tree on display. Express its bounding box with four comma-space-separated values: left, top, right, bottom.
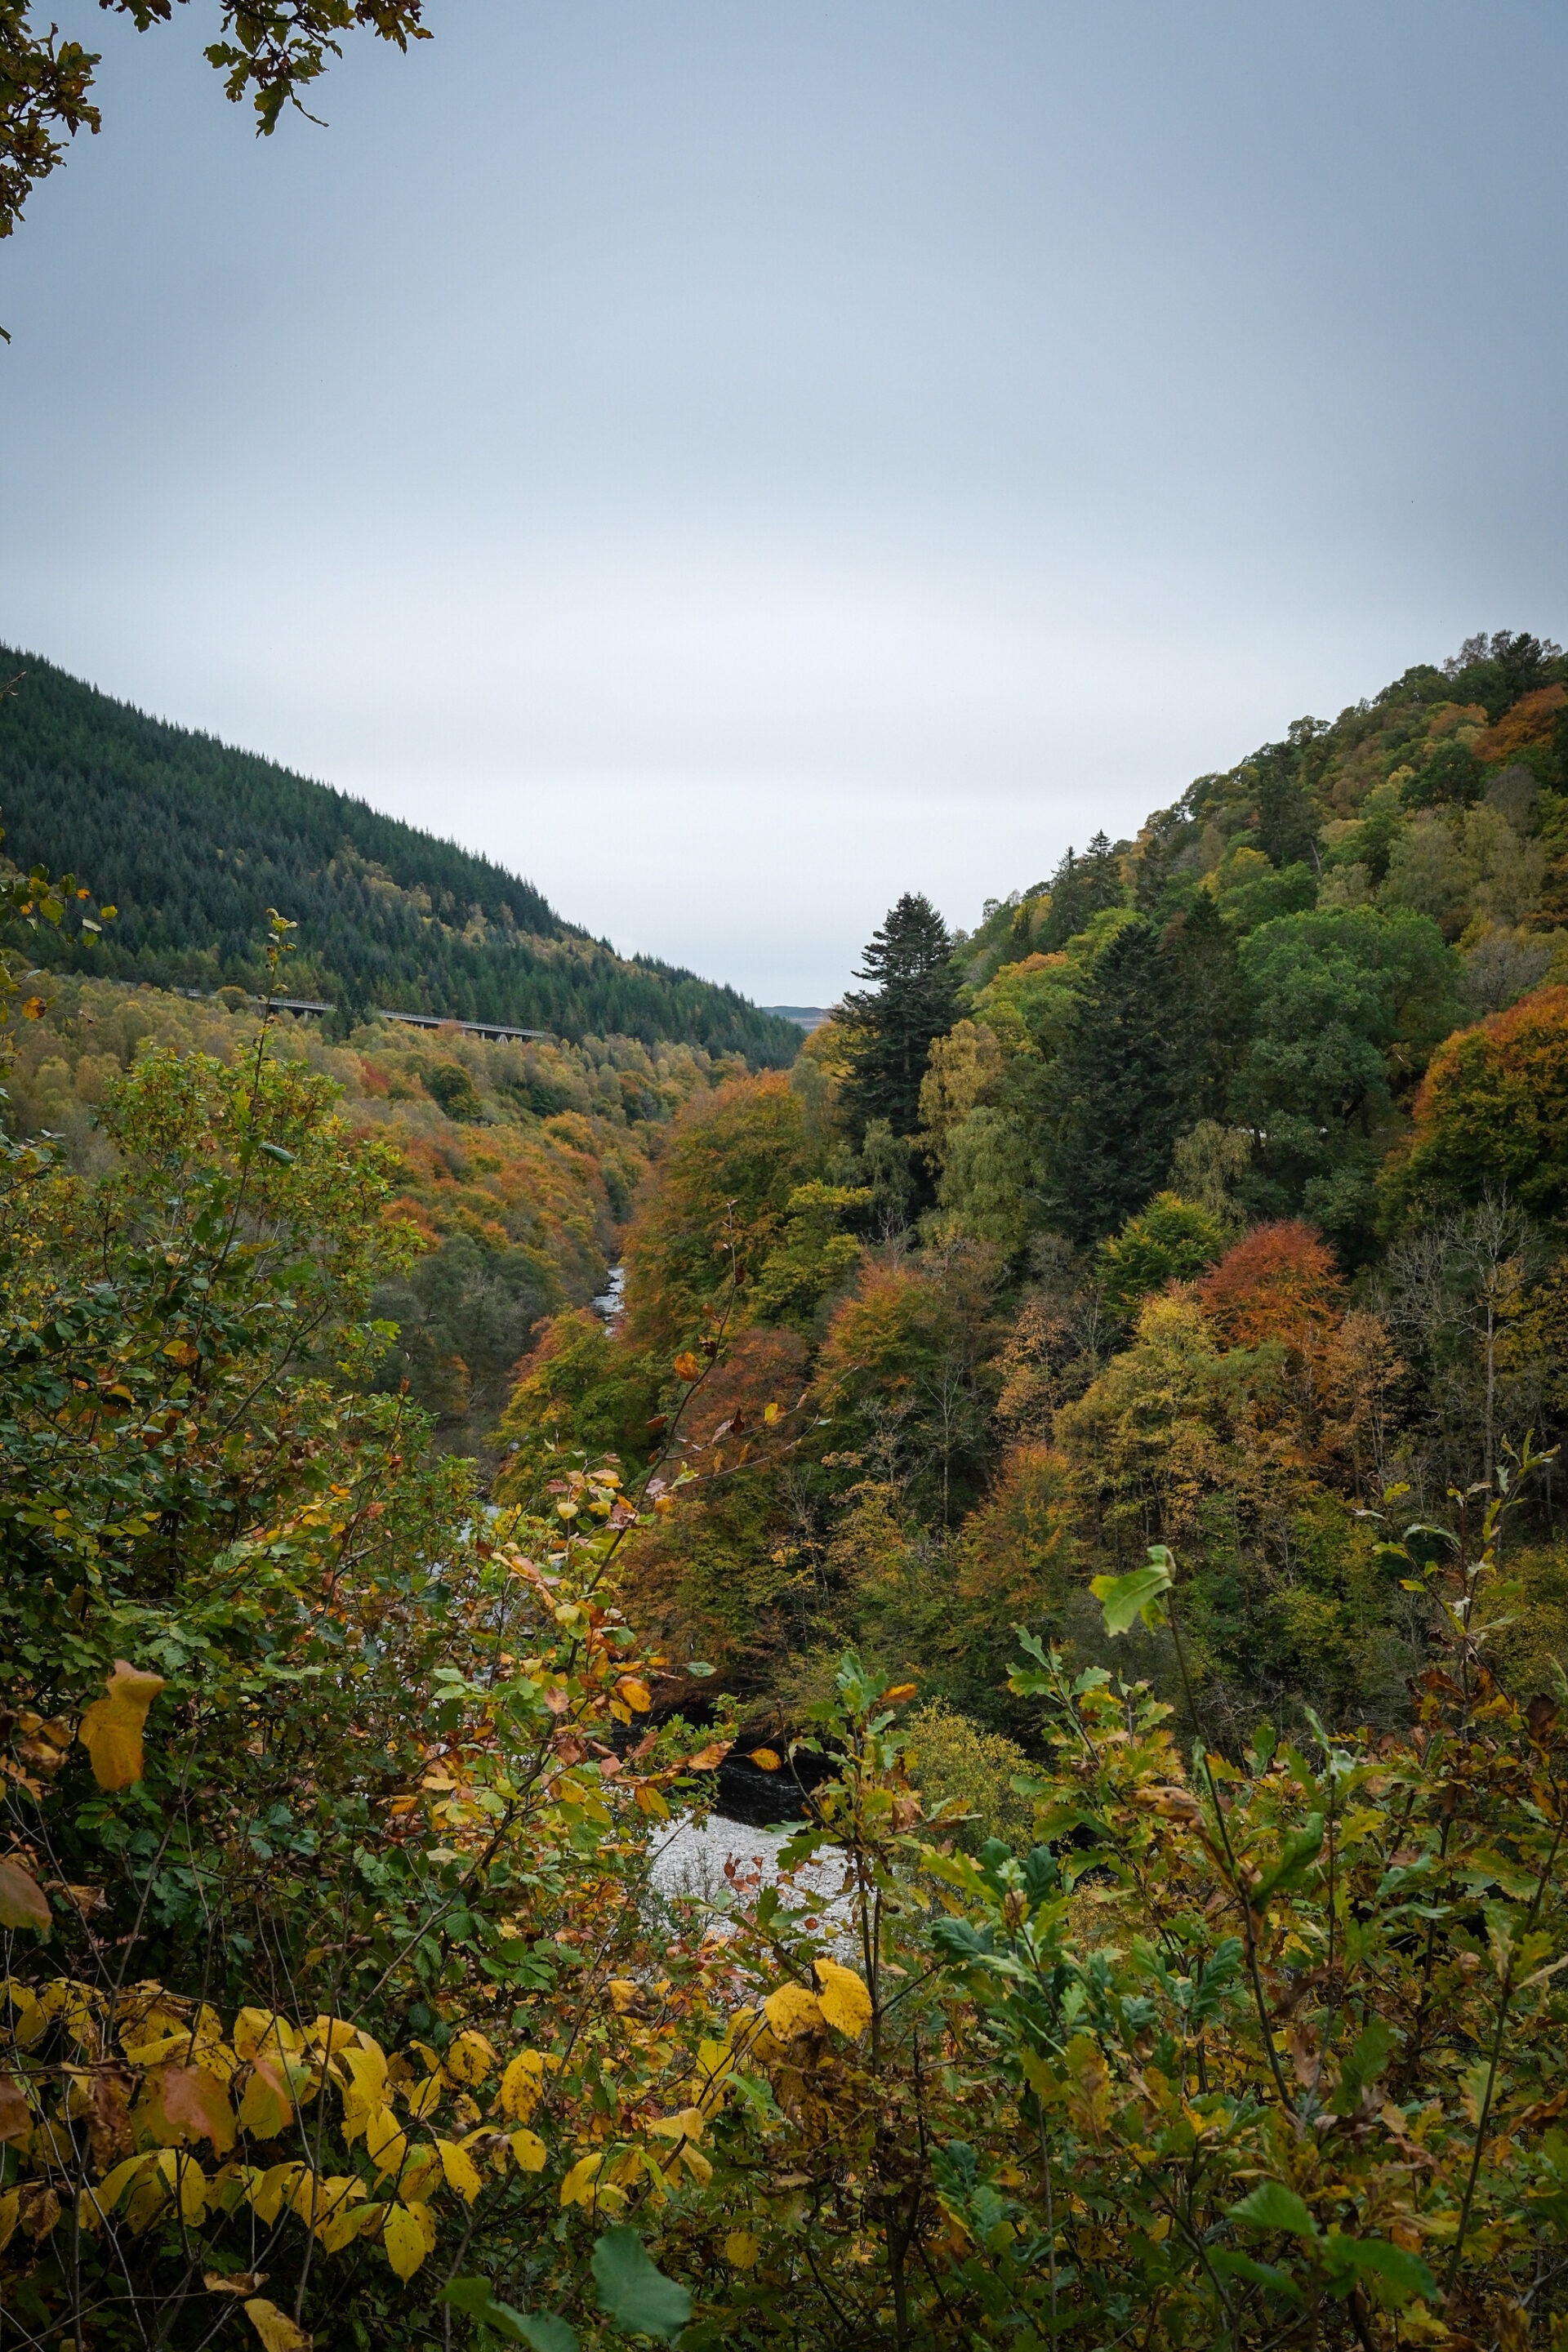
1162, 890, 1246, 1125
1040, 916, 1185, 1243
840, 893, 960, 1141
1038, 831, 1126, 951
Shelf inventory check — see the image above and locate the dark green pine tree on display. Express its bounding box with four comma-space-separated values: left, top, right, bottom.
1037, 831, 1126, 951
1161, 890, 1245, 1125
1040, 915, 1186, 1243
840, 893, 961, 1142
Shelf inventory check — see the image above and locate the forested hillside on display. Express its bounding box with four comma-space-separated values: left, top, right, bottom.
8, 634, 1568, 2351
2, 972, 748, 1460
0, 648, 799, 1062
500, 628, 1568, 1742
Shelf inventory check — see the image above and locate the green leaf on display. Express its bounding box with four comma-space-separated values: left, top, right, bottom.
439, 2281, 577, 2351
1227, 2181, 1317, 2238
1209, 2249, 1303, 2301
591, 2226, 692, 2344
1090, 1550, 1174, 1637
1321, 2237, 1438, 2306
1251, 1815, 1325, 1906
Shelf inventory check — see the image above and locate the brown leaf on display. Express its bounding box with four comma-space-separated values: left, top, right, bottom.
87, 2069, 135, 2167
0, 1860, 51, 1934
0, 2074, 31, 2144
79, 1660, 166, 1791
1131, 1784, 1203, 1824
18, 2182, 60, 2241
1527, 1693, 1560, 1740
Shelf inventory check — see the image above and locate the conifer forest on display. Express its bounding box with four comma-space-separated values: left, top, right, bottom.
7, 630, 1568, 2352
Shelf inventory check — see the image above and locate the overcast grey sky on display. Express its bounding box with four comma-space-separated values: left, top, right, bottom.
3, 2, 1566, 1004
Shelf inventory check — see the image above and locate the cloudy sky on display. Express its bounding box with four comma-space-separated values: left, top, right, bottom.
3, 2, 1566, 1004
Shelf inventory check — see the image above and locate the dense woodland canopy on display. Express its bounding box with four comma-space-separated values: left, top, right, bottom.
7, 632, 1568, 2351
0, 650, 800, 1063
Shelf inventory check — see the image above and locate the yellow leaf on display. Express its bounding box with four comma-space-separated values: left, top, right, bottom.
178, 2158, 209, 2225
814, 1959, 873, 2040
237, 2061, 293, 2141
498, 2051, 545, 2120
402, 2072, 442, 2120
880, 1682, 917, 1705
0, 2187, 20, 2252
749, 1748, 781, 1771
79, 1660, 166, 1791
21, 996, 46, 1020
673, 1352, 702, 1382
436, 2136, 483, 2203
308, 2178, 365, 2246
234, 2010, 302, 2065
248, 2163, 305, 2226
763, 1984, 822, 2040
616, 1677, 652, 1713
763, 1402, 782, 1424
725, 2229, 760, 2268
510, 2128, 547, 2172
383, 2201, 427, 2276
90, 2153, 160, 2217
398, 2145, 442, 2205
365, 2107, 407, 2180
341, 2043, 387, 2121
647, 2106, 705, 2144
243, 2298, 312, 2352
559, 2151, 602, 2207
307, 2016, 358, 2064
680, 2143, 712, 2185
443, 2030, 497, 2087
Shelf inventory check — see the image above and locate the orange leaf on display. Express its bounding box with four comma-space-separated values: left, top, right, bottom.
748, 1748, 781, 1771
672, 1352, 702, 1382
879, 1682, 917, 1705
79, 1661, 166, 1791
144, 2065, 236, 2156
0, 2074, 31, 2143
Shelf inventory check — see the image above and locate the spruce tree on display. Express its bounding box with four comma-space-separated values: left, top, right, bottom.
1038, 831, 1126, 951
1040, 916, 1184, 1242
840, 893, 960, 1141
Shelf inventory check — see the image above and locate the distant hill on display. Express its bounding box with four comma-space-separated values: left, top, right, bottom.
762, 1004, 832, 1031
0, 649, 800, 1065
